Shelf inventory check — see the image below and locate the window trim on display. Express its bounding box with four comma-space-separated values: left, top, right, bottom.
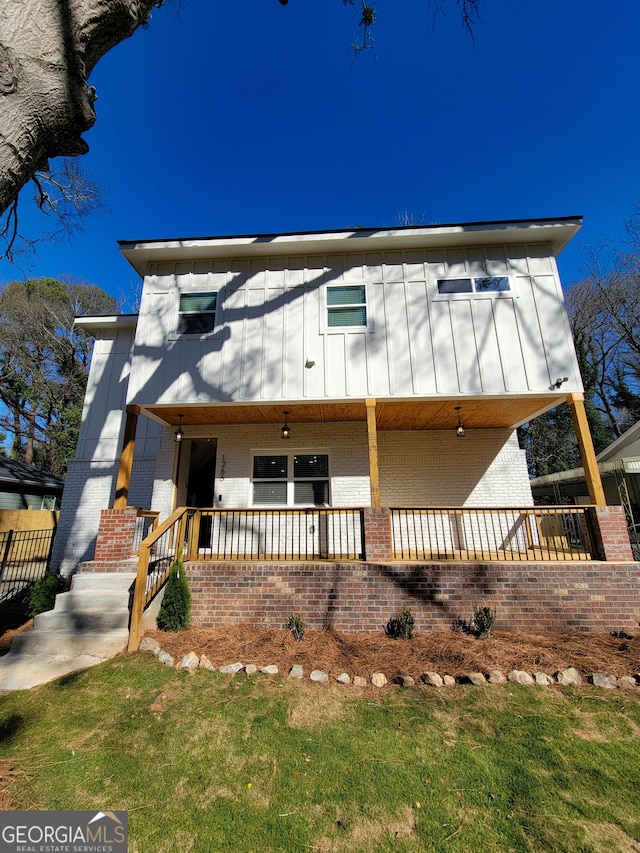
325, 283, 368, 330
172, 289, 220, 339
250, 450, 331, 507
434, 275, 513, 299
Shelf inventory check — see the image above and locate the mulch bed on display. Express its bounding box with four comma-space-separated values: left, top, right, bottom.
0, 621, 33, 656
2, 621, 638, 680
145, 625, 640, 681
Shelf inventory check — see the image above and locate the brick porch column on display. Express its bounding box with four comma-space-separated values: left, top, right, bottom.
362, 506, 393, 562
586, 505, 634, 562
93, 507, 139, 562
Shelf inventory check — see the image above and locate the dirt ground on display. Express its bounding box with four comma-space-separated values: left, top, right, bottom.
144, 624, 640, 681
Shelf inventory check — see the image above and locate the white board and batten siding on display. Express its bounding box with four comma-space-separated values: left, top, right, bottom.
126, 242, 581, 407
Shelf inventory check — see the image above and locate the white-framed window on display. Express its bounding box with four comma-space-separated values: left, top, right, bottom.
177, 291, 218, 335
252, 453, 330, 506
326, 284, 367, 328
436, 276, 510, 295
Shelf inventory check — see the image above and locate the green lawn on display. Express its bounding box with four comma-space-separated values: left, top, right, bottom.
1, 655, 640, 852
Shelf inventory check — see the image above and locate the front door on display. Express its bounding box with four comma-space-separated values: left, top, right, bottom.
186, 439, 217, 547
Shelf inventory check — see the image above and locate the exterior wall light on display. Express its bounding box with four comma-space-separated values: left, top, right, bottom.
281, 410, 291, 440
455, 406, 465, 438
174, 413, 185, 443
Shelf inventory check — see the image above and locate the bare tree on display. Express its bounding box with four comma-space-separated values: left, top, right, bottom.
1, 158, 105, 264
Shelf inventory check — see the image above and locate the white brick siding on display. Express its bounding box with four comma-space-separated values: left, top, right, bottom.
51, 459, 118, 575
379, 428, 531, 507
53, 417, 163, 575
147, 422, 531, 529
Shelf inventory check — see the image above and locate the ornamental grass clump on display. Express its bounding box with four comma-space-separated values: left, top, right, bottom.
385, 608, 415, 640
157, 559, 191, 632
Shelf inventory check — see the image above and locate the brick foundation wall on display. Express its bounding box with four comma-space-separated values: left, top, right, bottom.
78, 557, 138, 574
187, 560, 640, 634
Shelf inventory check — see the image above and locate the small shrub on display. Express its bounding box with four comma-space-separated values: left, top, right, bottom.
385, 608, 415, 640
27, 573, 69, 618
157, 559, 191, 632
451, 616, 473, 635
286, 613, 305, 641
472, 605, 496, 639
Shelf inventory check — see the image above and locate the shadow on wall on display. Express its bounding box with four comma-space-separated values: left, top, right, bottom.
49, 465, 118, 574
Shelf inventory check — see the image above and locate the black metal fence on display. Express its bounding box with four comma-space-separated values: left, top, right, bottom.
0, 528, 56, 603
391, 506, 594, 562
193, 508, 365, 561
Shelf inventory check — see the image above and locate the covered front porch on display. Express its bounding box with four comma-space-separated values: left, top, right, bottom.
114, 391, 606, 513
93, 391, 636, 649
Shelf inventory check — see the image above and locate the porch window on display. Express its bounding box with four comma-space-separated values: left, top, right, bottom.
436, 276, 510, 295
178, 291, 218, 334
252, 453, 330, 506
327, 285, 367, 327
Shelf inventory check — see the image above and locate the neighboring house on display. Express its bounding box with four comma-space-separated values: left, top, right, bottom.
531, 420, 640, 555
52, 216, 599, 575
0, 457, 63, 511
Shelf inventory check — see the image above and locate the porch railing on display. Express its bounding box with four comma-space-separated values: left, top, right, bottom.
391, 506, 595, 561
132, 509, 160, 555
128, 507, 195, 651
193, 508, 365, 561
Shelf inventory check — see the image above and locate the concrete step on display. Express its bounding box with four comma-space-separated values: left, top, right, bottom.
0, 653, 107, 691
9, 627, 129, 657
34, 607, 130, 632
0, 570, 144, 691
53, 589, 132, 612
71, 573, 136, 592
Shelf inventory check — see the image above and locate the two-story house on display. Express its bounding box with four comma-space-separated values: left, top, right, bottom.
48, 217, 637, 639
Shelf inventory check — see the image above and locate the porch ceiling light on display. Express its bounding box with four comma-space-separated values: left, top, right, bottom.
174, 413, 185, 443
281, 410, 291, 440
455, 406, 465, 438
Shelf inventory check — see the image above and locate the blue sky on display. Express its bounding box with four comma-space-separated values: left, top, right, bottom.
1, 0, 639, 302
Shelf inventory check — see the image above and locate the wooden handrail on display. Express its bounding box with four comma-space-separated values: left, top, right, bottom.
128, 507, 194, 652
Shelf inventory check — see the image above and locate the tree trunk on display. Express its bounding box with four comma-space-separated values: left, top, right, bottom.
0, 0, 159, 215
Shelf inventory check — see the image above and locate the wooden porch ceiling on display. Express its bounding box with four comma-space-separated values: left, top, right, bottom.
144, 395, 566, 432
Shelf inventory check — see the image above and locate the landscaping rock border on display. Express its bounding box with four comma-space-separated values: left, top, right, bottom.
140, 639, 640, 691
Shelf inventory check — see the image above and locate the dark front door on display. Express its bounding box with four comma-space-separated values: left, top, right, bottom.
187, 440, 217, 547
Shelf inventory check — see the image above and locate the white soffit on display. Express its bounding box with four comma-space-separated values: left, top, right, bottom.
118, 217, 583, 277
74, 314, 138, 331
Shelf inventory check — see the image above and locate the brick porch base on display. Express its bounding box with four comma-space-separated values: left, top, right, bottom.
187, 560, 640, 634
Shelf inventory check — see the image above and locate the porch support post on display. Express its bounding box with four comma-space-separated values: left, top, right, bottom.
567, 393, 606, 506
366, 398, 381, 508
114, 405, 140, 509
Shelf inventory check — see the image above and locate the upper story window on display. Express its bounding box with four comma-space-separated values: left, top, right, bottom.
436, 276, 510, 295
178, 291, 218, 335
252, 453, 330, 506
327, 285, 367, 327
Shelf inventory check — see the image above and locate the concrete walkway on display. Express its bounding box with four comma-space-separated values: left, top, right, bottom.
0, 573, 135, 691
